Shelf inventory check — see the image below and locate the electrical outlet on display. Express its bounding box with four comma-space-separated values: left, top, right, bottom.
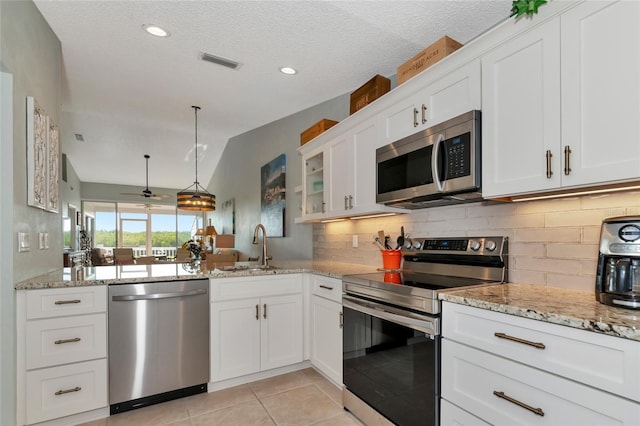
44, 232, 49, 249
39, 232, 46, 250
352, 235, 358, 248
17, 232, 30, 252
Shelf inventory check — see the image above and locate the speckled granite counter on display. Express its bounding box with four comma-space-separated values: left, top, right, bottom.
14, 260, 378, 290
439, 283, 640, 342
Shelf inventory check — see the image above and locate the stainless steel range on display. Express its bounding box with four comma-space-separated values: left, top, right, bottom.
342, 236, 508, 426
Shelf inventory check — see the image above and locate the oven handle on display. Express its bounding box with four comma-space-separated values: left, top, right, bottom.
343, 295, 439, 336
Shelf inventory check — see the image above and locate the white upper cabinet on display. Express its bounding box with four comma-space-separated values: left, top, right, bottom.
380, 59, 481, 145
483, 0, 640, 198
482, 17, 562, 198
560, 1, 640, 187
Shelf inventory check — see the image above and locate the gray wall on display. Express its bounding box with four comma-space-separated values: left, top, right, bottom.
1, 2, 62, 424
207, 95, 351, 261
60, 155, 82, 218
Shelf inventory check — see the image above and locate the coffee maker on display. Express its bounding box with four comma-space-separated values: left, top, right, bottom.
596, 216, 640, 309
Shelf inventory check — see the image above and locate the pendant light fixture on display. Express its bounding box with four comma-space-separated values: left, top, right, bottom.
177, 106, 216, 211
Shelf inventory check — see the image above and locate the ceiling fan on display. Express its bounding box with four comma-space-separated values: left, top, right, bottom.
120, 154, 171, 200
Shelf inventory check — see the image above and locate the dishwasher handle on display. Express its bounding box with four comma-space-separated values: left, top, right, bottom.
111, 288, 207, 301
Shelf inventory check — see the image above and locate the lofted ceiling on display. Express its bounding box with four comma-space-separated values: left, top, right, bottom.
33, 0, 511, 191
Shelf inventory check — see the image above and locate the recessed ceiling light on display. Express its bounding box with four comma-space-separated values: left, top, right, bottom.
143, 24, 170, 37
280, 67, 297, 75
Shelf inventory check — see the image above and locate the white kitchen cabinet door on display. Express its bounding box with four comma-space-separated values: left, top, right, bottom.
560, 1, 640, 187
482, 17, 561, 198
327, 133, 353, 216
211, 298, 261, 381
260, 293, 303, 371
441, 399, 490, 426
310, 295, 342, 385
380, 59, 481, 145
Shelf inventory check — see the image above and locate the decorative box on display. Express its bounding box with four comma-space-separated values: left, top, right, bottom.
397, 36, 463, 85
300, 119, 339, 146
349, 74, 391, 115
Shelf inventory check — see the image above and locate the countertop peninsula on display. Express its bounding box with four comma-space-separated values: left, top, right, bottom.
14, 260, 378, 290
439, 283, 640, 342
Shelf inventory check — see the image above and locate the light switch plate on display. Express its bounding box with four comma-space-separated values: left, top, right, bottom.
44, 232, 49, 249
352, 235, 359, 248
38, 232, 46, 250
18, 232, 30, 252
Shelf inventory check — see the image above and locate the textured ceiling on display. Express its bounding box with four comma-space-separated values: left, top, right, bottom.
33, 0, 511, 191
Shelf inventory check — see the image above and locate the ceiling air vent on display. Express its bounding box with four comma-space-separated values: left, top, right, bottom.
74, 133, 85, 142
199, 52, 240, 70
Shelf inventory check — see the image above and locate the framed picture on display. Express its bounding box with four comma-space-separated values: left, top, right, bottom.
26, 97, 47, 210
260, 154, 286, 237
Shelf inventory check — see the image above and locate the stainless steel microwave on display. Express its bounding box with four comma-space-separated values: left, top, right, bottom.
376, 110, 482, 209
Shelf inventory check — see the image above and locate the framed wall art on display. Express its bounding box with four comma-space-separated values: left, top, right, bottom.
260, 154, 286, 237
26, 96, 48, 210
26, 96, 60, 213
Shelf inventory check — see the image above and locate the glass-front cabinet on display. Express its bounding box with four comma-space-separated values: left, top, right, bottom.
301, 149, 326, 221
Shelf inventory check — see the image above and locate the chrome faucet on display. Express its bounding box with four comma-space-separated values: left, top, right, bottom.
252, 224, 272, 267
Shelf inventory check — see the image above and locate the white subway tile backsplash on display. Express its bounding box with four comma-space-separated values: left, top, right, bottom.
312, 191, 640, 291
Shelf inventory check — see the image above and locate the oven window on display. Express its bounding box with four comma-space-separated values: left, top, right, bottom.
343, 306, 440, 425
377, 145, 433, 195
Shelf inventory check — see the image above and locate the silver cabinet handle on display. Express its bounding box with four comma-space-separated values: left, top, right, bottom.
255, 304, 259, 320
348, 195, 353, 209
494, 332, 546, 349
545, 150, 553, 179
319, 285, 334, 290
494, 391, 544, 416
55, 337, 81, 345
413, 108, 419, 127
564, 145, 572, 175
112, 288, 206, 301
55, 386, 81, 396
263, 303, 267, 319
421, 104, 427, 124
54, 299, 81, 305
344, 195, 348, 210
339, 312, 343, 328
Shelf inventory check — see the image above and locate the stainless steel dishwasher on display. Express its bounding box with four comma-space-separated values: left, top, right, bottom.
108, 279, 209, 414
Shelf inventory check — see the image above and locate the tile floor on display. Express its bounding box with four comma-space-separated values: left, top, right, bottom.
80, 368, 362, 426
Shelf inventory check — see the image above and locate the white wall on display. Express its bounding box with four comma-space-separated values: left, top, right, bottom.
313, 192, 640, 292
207, 94, 350, 261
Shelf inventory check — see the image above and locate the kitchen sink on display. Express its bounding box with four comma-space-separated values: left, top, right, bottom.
219, 264, 279, 272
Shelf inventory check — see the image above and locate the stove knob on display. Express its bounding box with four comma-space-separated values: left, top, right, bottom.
413, 241, 422, 249
485, 240, 497, 252
405, 240, 413, 249
469, 240, 481, 251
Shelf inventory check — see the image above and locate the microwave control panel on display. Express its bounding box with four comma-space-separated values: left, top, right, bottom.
444, 132, 471, 179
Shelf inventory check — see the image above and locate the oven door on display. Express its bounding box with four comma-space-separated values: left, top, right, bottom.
342, 295, 440, 426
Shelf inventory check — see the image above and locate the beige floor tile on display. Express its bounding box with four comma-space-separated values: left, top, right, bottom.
314, 380, 343, 406
190, 399, 275, 426
76, 419, 108, 426
185, 383, 257, 417
106, 398, 189, 426
261, 384, 344, 426
310, 412, 363, 426
300, 367, 326, 383
249, 370, 313, 399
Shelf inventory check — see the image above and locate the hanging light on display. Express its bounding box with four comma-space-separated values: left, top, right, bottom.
177, 106, 216, 211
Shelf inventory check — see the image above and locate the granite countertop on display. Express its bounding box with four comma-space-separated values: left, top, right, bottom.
14, 260, 378, 290
439, 283, 640, 342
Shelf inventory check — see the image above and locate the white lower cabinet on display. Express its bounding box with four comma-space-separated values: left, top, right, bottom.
17, 286, 108, 425
309, 275, 342, 385
210, 275, 303, 382
441, 302, 640, 425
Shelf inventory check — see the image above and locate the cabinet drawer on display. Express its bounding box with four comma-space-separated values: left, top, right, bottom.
442, 302, 640, 401
210, 274, 302, 301
25, 286, 107, 319
310, 275, 342, 303
441, 399, 490, 426
26, 313, 107, 369
25, 359, 108, 425
442, 339, 640, 425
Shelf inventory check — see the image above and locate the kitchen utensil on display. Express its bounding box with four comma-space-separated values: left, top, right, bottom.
373, 238, 386, 251
384, 235, 391, 250
378, 230, 386, 244
397, 226, 405, 249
